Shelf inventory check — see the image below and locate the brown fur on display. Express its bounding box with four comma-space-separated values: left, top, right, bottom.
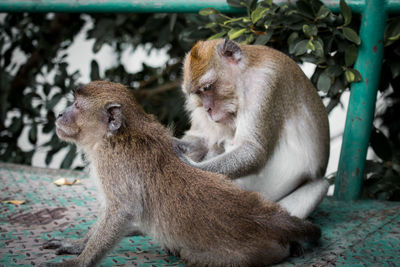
42, 81, 321, 267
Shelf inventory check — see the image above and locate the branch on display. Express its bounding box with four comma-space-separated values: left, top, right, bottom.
134, 81, 181, 98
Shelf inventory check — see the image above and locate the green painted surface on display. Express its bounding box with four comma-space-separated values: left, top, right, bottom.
1, 163, 400, 266
2, 0, 399, 13
0, 0, 243, 13
335, 0, 387, 200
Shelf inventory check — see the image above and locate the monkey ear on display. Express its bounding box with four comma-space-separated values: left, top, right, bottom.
105, 103, 123, 132
217, 38, 242, 63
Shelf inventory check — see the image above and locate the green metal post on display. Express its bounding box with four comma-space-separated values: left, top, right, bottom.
334, 0, 387, 200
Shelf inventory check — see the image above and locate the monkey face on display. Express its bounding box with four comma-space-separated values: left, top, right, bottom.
55, 82, 145, 146
183, 39, 241, 124
55, 85, 120, 144
192, 80, 238, 123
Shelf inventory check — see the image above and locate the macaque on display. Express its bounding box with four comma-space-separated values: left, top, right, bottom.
41, 81, 321, 267
175, 39, 330, 219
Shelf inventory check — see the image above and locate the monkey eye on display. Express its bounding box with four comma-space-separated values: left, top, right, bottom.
199, 84, 212, 93
73, 101, 81, 110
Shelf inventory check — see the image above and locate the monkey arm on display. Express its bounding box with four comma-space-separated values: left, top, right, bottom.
42, 213, 103, 255
188, 141, 266, 179
66, 207, 131, 266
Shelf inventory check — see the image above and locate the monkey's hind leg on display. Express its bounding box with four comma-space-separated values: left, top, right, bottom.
278, 178, 329, 219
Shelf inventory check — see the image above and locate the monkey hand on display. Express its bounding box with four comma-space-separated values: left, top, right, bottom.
172, 137, 208, 162
42, 238, 86, 255
172, 137, 190, 154
38, 259, 80, 267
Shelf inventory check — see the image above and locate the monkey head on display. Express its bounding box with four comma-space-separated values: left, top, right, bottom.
55, 81, 144, 148
182, 39, 243, 124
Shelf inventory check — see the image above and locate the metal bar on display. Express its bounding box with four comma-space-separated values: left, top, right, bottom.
387, 0, 400, 13
0, 0, 368, 13
1, 0, 398, 14
334, 0, 387, 200
0, 0, 244, 13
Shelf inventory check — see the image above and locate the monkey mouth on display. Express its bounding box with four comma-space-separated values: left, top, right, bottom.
55, 123, 79, 140
210, 112, 235, 124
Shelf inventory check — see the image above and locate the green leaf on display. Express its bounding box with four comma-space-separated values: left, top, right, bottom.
345, 44, 358, 67
46, 93, 63, 110
317, 71, 332, 93
28, 123, 37, 144
90, 60, 100, 81
370, 127, 392, 161
222, 17, 244, 25
43, 121, 54, 134
227, 0, 245, 8
316, 5, 331, 20
228, 28, 247, 40
254, 31, 273, 45
384, 17, 400, 46
287, 32, 299, 49
389, 61, 400, 78
242, 34, 255, 44
293, 40, 309, 56
303, 24, 317, 37
9, 117, 23, 134
342, 27, 361, 45
199, 8, 220, 16
345, 68, 362, 83
313, 39, 324, 58
340, 0, 352, 26
251, 6, 268, 24
208, 31, 227, 40
307, 39, 315, 51
61, 145, 77, 169
326, 65, 343, 77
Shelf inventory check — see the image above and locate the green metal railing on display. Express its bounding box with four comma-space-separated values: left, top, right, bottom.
1, 0, 399, 200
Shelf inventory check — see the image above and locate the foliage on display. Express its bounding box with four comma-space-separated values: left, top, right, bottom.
199, 0, 362, 112
0, 13, 207, 168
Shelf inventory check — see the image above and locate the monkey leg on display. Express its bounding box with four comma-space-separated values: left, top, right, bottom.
41, 207, 130, 266
277, 178, 329, 219
72, 208, 130, 266
42, 216, 103, 255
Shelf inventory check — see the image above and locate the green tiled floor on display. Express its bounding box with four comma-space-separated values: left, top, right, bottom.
1, 162, 399, 266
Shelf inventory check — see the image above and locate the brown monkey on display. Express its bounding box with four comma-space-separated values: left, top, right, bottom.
41, 81, 321, 267
175, 39, 330, 219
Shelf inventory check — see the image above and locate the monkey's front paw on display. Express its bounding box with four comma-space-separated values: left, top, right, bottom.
43, 239, 85, 255
39, 260, 79, 267
289, 241, 304, 257
39, 262, 61, 267
172, 138, 188, 154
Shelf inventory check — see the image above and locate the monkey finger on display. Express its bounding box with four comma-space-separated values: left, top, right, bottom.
289, 241, 304, 257
42, 239, 63, 249
38, 262, 62, 267
172, 137, 189, 153
55, 244, 85, 255
39, 260, 78, 267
